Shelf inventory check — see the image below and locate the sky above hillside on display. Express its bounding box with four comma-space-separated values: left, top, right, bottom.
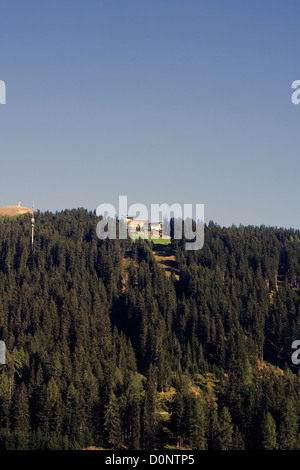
1, 0, 299, 228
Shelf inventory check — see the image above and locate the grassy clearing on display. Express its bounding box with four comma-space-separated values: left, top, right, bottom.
151, 238, 172, 245
152, 245, 180, 280
129, 234, 172, 245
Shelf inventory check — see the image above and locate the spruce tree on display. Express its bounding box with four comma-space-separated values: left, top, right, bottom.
189, 398, 206, 450
279, 397, 298, 450
216, 406, 233, 450
261, 412, 278, 450
104, 390, 121, 449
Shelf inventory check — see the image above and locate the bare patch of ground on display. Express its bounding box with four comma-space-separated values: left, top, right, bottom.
0, 205, 34, 217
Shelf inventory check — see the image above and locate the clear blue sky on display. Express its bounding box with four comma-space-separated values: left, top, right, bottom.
1, 0, 299, 228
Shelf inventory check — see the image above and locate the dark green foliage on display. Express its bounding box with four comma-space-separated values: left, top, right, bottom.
0, 211, 300, 449
216, 406, 234, 450
142, 365, 159, 449
261, 412, 278, 450
104, 390, 121, 448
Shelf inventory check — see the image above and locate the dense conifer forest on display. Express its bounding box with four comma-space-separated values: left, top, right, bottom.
0, 209, 300, 450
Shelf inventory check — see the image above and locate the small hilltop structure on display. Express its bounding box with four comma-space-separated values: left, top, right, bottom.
126, 216, 171, 242
0, 202, 36, 247
0, 203, 34, 217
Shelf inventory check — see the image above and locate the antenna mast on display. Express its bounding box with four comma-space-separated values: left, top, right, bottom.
31, 201, 35, 248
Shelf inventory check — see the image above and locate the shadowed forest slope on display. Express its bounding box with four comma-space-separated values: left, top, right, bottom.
0, 211, 300, 450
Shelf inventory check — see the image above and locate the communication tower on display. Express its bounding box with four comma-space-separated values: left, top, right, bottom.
31, 201, 35, 248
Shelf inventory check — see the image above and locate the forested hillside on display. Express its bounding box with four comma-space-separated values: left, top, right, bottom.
0, 210, 300, 450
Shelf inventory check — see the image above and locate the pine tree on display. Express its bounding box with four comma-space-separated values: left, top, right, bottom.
143, 365, 159, 449
12, 383, 30, 434
171, 389, 185, 448
65, 383, 81, 438
233, 425, 245, 450
261, 412, 278, 450
189, 398, 206, 450
216, 406, 233, 450
104, 390, 121, 449
279, 397, 298, 450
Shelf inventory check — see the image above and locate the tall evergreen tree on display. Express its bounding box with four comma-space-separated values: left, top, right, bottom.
216, 407, 233, 450
279, 397, 298, 450
189, 397, 206, 450
261, 412, 278, 450
143, 365, 159, 450
104, 390, 121, 449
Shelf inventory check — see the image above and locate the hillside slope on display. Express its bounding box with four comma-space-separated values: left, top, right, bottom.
0, 205, 34, 217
